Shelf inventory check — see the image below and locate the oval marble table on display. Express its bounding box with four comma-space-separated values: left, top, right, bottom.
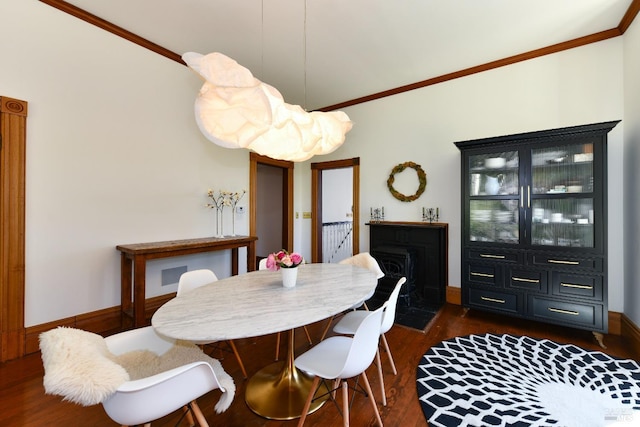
152, 263, 378, 420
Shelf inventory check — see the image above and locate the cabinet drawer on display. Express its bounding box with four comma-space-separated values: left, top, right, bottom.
468, 248, 521, 263
528, 253, 603, 272
507, 268, 548, 293
468, 287, 519, 314
466, 263, 501, 287
552, 272, 603, 301
529, 296, 604, 330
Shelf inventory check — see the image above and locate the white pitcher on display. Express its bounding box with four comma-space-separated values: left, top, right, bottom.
485, 174, 503, 195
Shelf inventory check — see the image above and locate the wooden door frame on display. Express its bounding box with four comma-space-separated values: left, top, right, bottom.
310, 158, 360, 263
0, 96, 27, 361
249, 153, 294, 260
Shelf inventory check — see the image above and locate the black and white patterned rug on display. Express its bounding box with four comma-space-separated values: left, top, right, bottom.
416, 334, 640, 427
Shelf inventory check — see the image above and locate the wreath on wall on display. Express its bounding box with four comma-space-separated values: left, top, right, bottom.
387, 161, 427, 202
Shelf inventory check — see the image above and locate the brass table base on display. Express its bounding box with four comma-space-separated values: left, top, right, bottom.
245, 330, 328, 420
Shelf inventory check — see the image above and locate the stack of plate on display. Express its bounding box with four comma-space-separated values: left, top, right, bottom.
471, 210, 491, 222
494, 211, 513, 223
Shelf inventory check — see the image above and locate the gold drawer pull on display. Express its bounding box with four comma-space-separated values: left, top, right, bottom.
548, 307, 579, 316
481, 296, 505, 304
471, 272, 494, 278
561, 282, 593, 290
512, 277, 540, 283
480, 254, 506, 259
548, 259, 580, 265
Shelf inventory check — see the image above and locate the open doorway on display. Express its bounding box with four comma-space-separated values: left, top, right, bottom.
249, 153, 294, 265
310, 158, 360, 263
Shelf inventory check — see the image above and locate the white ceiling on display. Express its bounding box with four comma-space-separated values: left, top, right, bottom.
60, 0, 633, 111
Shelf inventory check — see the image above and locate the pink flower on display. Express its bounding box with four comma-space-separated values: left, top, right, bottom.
290, 252, 303, 266
267, 250, 303, 270
266, 253, 278, 271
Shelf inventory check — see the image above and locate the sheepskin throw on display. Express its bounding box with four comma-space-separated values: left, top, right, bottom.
40, 327, 129, 406
40, 327, 235, 413
113, 340, 235, 413
339, 252, 385, 279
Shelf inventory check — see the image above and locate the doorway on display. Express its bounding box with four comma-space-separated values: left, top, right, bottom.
310, 158, 360, 263
249, 153, 294, 265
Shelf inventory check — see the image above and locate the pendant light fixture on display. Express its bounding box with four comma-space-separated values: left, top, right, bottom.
183, 2, 352, 162
183, 51, 352, 162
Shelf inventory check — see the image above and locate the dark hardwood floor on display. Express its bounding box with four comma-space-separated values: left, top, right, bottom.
1, 304, 637, 427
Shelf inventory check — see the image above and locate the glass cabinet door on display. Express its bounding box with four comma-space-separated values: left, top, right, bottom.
530, 142, 595, 248
470, 199, 520, 243
530, 199, 594, 247
531, 142, 593, 195
468, 151, 519, 196
468, 150, 520, 244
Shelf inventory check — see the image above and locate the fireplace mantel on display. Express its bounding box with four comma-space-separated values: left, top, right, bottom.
367, 221, 448, 305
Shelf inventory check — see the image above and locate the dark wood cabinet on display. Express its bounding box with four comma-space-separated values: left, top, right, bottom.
455, 121, 619, 335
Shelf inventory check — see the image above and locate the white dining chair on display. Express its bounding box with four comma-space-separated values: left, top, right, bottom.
177, 269, 248, 379
332, 276, 406, 406
258, 258, 313, 360
319, 252, 385, 341
294, 303, 386, 427
40, 326, 234, 427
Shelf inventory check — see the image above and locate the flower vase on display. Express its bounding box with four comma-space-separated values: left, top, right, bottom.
281, 267, 298, 288
231, 209, 236, 237
220, 207, 224, 237
213, 208, 219, 237
216, 207, 224, 238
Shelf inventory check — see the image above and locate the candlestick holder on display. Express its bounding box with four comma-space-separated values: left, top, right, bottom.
422, 207, 439, 223
370, 207, 385, 222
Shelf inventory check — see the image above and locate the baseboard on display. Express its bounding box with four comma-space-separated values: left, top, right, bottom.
608, 311, 622, 336
622, 313, 640, 356
24, 307, 120, 355
446, 285, 461, 305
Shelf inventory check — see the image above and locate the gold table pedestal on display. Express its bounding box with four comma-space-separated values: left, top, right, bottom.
245, 330, 328, 420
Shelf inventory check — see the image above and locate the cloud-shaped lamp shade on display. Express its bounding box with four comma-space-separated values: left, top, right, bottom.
182, 52, 353, 162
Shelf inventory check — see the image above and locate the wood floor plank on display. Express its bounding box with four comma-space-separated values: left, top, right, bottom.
1, 304, 637, 426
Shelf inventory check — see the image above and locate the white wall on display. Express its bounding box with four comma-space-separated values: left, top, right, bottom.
322, 168, 353, 222
304, 38, 625, 313
1, 1, 251, 326
623, 17, 640, 326
0, 0, 631, 327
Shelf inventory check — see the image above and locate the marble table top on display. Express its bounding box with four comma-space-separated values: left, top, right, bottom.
151, 263, 378, 341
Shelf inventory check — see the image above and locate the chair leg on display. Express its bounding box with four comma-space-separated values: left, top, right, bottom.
227, 340, 248, 379
183, 405, 195, 426
297, 376, 321, 427
275, 332, 281, 361
190, 400, 209, 427
332, 378, 340, 399
361, 371, 383, 427
342, 380, 350, 427
319, 315, 335, 341
380, 333, 397, 375
374, 347, 386, 406
303, 325, 313, 346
